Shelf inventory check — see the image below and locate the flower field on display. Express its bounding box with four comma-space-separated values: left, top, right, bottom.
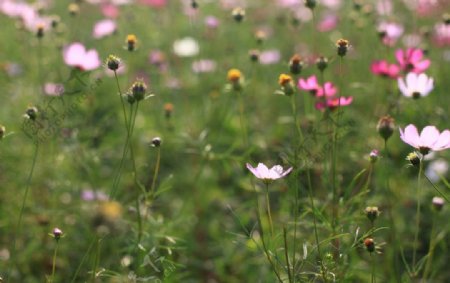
0, 0, 449, 282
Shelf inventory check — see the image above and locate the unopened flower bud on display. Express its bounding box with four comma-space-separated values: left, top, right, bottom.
164, 103, 174, 119
152, 137, 162, 147
191, 0, 198, 9
25, 106, 38, 121
377, 115, 395, 141
52, 228, 63, 240
432, 197, 444, 211
232, 7, 245, 22
249, 49, 260, 62
125, 92, 136, 104
304, 0, 316, 10
289, 54, 303, 75
365, 206, 380, 223
406, 152, 421, 167
364, 238, 375, 253
227, 69, 243, 91
255, 30, 266, 44
443, 13, 450, 25
336, 39, 350, 57
369, 149, 379, 163
36, 23, 45, 38
106, 55, 121, 71
316, 56, 328, 72
0, 125, 5, 139
130, 80, 147, 101
68, 3, 79, 16
278, 74, 295, 96
126, 34, 138, 51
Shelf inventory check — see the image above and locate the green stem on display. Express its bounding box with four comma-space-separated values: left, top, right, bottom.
265, 183, 274, 237
70, 237, 96, 283
423, 174, 450, 202
150, 147, 161, 198
371, 253, 376, 283
50, 241, 59, 283
307, 170, 328, 283
422, 217, 437, 280
91, 237, 101, 283
283, 226, 293, 283
236, 89, 248, 147
412, 160, 423, 275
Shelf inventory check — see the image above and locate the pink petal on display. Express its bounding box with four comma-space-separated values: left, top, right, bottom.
395, 49, 405, 65
414, 60, 430, 73
398, 77, 409, 96
420, 126, 440, 148
400, 124, 420, 147
246, 163, 260, 178
433, 130, 450, 150
64, 43, 86, 66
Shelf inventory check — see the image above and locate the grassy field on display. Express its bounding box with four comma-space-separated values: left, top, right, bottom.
0, 0, 449, 282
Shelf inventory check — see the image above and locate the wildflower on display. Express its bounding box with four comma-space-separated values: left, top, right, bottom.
365, 206, 380, 223
164, 103, 174, 119
377, 115, 395, 141
68, 3, 79, 16
370, 60, 400, 79
205, 16, 219, 29
249, 49, 260, 62
395, 48, 430, 73
105, 55, 121, 71
315, 96, 353, 111
398, 73, 433, 99
259, 50, 281, 65
44, 83, 64, 96
278, 74, 295, 96
151, 137, 162, 147
126, 34, 138, 51
426, 159, 449, 183
298, 75, 320, 95
0, 125, 5, 139
63, 42, 101, 71
51, 228, 63, 241
289, 54, 303, 75
364, 238, 375, 253
191, 0, 198, 9
377, 22, 404, 46
255, 30, 267, 44
173, 37, 199, 57
336, 39, 350, 57
317, 13, 338, 32
246, 163, 293, 184
432, 197, 444, 211
369, 149, 379, 163
93, 19, 116, 39
400, 124, 450, 155
36, 23, 44, 38
192, 59, 216, 73
232, 7, 245, 22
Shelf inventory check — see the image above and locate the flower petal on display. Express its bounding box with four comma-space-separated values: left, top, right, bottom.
432, 130, 450, 150
420, 126, 440, 148
400, 124, 420, 148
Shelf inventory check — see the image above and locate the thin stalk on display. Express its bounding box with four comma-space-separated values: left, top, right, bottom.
371, 253, 376, 283
265, 183, 274, 237
307, 169, 328, 283
283, 226, 293, 283
70, 236, 96, 283
236, 89, 248, 147
422, 217, 437, 280
50, 241, 60, 283
423, 174, 449, 202
412, 160, 424, 275
91, 237, 101, 283
149, 146, 161, 198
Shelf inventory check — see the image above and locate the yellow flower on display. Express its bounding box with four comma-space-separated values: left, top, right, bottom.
227, 69, 242, 83
278, 74, 292, 86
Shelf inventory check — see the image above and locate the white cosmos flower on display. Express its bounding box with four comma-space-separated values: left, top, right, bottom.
398, 72, 434, 99
173, 37, 199, 57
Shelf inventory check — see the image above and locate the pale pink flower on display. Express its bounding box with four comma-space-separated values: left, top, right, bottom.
298, 75, 320, 94
63, 42, 101, 71
376, 0, 393, 16
101, 4, 119, 18
192, 59, 217, 73
259, 50, 281, 65
317, 14, 338, 32
433, 23, 450, 47
395, 48, 430, 73
44, 83, 64, 96
399, 124, 450, 154
246, 163, 292, 183
398, 72, 434, 99
371, 60, 400, 79
204, 16, 219, 29
378, 22, 404, 46
93, 19, 116, 39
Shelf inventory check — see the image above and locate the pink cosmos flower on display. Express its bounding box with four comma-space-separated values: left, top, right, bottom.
298, 75, 336, 97
371, 60, 400, 79
246, 163, 292, 183
398, 72, 434, 99
204, 16, 219, 29
315, 96, 353, 111
192, 59, 217, 73
259, 50, 281, 65
63, 43, 101, 71
395, 48, 430, 73
317, 14, 338, 32
101, 4, 119, 18
378, 21, 404, 46
400, 124, 450, 155
433, 23, 450, 47
44, 83, 64, 96
93, 19, 116, 39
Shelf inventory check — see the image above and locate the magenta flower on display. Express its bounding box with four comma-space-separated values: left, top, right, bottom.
315, 96, 353, 111
371, 60, 400, 79
298, 75, 320, 95
63, 43, 101, 71
399, 124, 450, 155
398, 72, 433, 99
395, 48, 430, 73
317, 13, 338, 32
93, 19, 117, 39
246, 163, 292, 183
